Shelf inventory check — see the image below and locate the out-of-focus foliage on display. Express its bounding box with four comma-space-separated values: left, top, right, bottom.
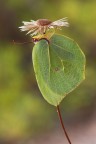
0, 0, 96, 141
0, 45, 53, 139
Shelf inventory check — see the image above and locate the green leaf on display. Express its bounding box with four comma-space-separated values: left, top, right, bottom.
32, 34, 86, 106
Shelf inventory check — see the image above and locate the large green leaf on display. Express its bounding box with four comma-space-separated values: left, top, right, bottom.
32, 34, 85, 106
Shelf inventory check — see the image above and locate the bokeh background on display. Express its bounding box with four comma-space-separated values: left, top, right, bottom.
0, 0, 96, 144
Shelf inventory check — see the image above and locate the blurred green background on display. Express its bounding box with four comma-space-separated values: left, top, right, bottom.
0, 0, 96, 143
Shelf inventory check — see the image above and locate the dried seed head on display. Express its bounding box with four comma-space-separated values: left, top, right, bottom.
19, 18, 69, 37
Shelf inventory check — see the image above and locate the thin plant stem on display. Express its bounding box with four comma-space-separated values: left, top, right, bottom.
57, 105, 72, 144
12, 40, 33, 45
12, 37, 49, 45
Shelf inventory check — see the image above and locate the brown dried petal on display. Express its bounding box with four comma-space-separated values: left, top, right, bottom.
36, 19, 52, 26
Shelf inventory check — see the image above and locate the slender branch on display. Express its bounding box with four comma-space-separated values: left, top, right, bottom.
12, 40, 33, 45
57, 105, 72, 144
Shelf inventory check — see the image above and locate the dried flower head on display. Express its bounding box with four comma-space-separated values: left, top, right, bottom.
19, 18, 69, 37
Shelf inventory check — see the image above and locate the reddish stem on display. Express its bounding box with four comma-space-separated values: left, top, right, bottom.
57, 105, 72, 144
12, 40, 33, 45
